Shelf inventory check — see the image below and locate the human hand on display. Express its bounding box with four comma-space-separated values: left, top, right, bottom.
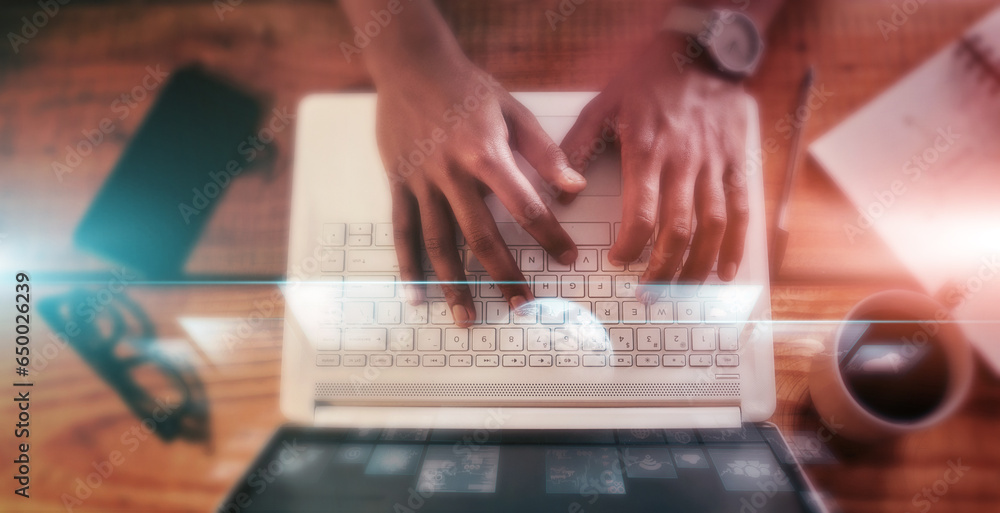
372, 52, 587, 326
560, 33, 750, 301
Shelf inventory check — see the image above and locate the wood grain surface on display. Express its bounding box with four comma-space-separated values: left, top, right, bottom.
2, 1, 999, 512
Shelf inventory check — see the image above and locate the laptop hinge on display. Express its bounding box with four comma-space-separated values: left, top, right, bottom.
313, 406, 742, 430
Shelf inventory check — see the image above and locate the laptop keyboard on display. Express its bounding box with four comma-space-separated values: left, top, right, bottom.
312, 222, 745, 372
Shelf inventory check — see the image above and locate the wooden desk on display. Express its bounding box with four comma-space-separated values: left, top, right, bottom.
2, 1, 999, 511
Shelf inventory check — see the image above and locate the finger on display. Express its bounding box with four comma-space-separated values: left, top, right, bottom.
468, 150, 578, 265
442, 179, 533, 309
390, 186, 426, 304
679, 158, 727, 284
638, 156, 697, 303
718, 158, 749, 281
558, 96, 615, 203
417, 191, 476, 327
506, 101, 587, 197
608, 131, 664, 265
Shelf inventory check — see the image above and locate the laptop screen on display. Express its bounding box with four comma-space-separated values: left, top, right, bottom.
218, 424, 823, 513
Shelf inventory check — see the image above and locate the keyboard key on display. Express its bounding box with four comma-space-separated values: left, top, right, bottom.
344, 328, 387, 351
426, 277, 445, 298
476, 355, 500, 367
637, 355, 660, 367
705, 301, 736, 323
716, 354, 739, 367
320, 302, 343, 325
553, 328, 579, 351
548, 254, 571, 272
580, 328, 608, 351
628, 249, 651, 272
316, 354, 341, 367
502, 355, 526, 367
561, 275, 586, 298
345, 276, 395, 298
397, 355, 420, 367
417, 328, 442, 351
690, 354, 713, 367
378, 302, 401, 324
636, 328, 661, 351
534, 276, 559, 298
374, 223, 393, 246
583, 355, 607, 367
404, 302, 428, 324
486, 302, 510, 324
449, 355, 473, 367
349, 223, 372, 235
521, 249, 545, 271
525, 328, 550, 351
512, 304, 537, 324
445, 329, 469, 351
423, 354, 446, 367
322, 223, 346, 246
529, 355, 553, 367
677, 301, 701, 323
575, 249, 599, 272
466, 251, 486, 272
347, 250, 399, 272
663, 355, 686, 367
471, 328, 496, 351
567, 301, 592, 324
588, 276, 612, 297
389, 328, 413, 351
430, 302, 452, 324
471, 301, 484, 325
562, 222, 612, 246
540, 302, 565, 324
664, 328, 689, 351
343, 355, 366, 367
349, 234, 372, 246
610, 328, 634, 351
321, 249, 345, 272
649, 302, 675, 323
615, 276, 639, 298
371, 355, 393, 367
500, 329, 526, 351
556, 355, 580, 367
595, 302, 619, 323
720, 327, 739, 351
317, 329, 341, 350
479, 279, 503, 298
344, 302, 375, 324
622, 301, 646, 323
602, 250, 625, 271
692, 328, 716, 351
611, 355, 633, 367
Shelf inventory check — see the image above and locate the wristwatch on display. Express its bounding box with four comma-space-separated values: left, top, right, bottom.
663, 5, 764, 79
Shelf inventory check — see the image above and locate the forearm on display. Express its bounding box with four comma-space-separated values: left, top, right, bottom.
338, 0, 466, 84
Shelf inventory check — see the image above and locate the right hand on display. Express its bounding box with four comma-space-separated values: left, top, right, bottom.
372, 54, 587, 327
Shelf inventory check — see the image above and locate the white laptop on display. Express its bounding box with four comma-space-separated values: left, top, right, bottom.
279, 92, 775, 430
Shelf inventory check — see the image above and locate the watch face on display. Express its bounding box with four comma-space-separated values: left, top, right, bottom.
708, 12, 762, 76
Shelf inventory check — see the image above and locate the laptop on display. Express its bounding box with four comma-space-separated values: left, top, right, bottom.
279, 92, 775, 430
217, 93, 832, 513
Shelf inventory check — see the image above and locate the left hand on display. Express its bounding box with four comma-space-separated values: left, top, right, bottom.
560, 33, 751, 301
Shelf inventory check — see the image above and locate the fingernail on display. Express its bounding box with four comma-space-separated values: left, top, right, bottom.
404, 285, 424, 304
562, 167, 586, 185
722, 262, 737, 281
451, 304, 471, 326
510, 295, 528, 311
558, 248, 578, 265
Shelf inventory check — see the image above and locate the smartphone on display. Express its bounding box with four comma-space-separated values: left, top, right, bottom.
74, 64, 263, 279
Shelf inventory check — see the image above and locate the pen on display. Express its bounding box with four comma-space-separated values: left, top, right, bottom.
770, 65, 814, 278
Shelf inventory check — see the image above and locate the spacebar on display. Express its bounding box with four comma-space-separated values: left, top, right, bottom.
496, 222, 611, 246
